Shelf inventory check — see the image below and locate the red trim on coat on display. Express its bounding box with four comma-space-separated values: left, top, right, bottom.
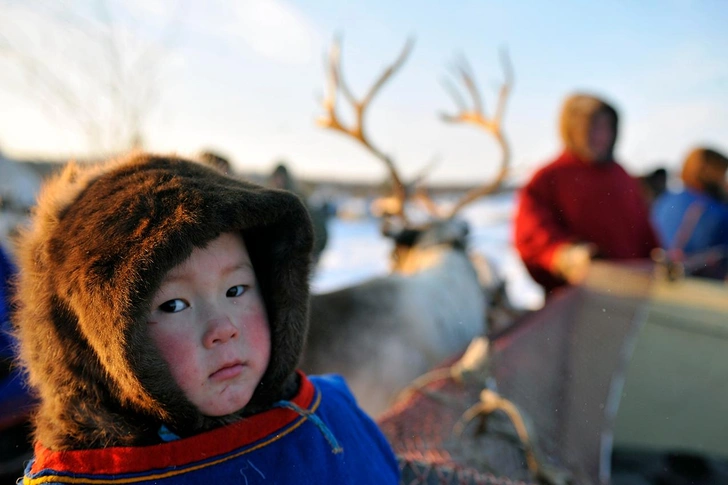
30, 372, 314, 475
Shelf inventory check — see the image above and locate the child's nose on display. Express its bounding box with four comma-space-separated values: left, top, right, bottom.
203, 315, 239, 348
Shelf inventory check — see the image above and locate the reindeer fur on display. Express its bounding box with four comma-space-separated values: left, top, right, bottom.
303, 222, 489, 417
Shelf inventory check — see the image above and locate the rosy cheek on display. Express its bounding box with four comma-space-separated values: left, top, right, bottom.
243, 309, 271, 359
149, 328, 200, 385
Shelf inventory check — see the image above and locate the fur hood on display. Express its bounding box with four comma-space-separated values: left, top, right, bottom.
559, 93, 619, 163
12, 153, 314, 450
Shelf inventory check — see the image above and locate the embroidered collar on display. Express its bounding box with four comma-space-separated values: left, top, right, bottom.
29, 372, 316, 477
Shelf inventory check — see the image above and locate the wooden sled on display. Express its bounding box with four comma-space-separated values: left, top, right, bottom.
378, 261, 728, 485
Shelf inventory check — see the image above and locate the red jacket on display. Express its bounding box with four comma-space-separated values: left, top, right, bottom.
514, 151, 658, 294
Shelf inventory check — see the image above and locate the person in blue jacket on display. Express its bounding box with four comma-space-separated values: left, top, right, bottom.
11, 153, 399, 484
652, 147, 728, 279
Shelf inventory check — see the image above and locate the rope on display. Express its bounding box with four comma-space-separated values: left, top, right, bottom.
273, 400, 343, 454
453, 389, 538, 476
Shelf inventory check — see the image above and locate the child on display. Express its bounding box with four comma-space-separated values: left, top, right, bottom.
12, 153, 399, 484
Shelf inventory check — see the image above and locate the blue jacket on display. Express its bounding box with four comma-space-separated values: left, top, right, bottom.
652, 189, 728, 277
23, 374, 400, 484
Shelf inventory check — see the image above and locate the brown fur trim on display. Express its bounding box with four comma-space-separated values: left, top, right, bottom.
12, 153, 313, 449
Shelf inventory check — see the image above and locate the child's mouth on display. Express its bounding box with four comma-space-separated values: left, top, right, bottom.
210, 362, 244, 380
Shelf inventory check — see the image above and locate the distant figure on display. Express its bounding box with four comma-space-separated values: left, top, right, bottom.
651, 147, 728, 279
269, 162, 330, 265
0, 154, 42, 253
514, 93, 658, 296
197, 150, 233, 175
639, 167, 668, 207
269, 163, 300, 193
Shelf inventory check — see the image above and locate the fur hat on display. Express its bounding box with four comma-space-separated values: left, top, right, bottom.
559, 93, 619, 163
12, 153, 314, 450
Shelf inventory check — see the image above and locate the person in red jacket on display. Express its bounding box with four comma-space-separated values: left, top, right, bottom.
514, 93, 658, 297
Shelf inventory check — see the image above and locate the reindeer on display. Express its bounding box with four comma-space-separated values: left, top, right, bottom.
301, 38, 514, 417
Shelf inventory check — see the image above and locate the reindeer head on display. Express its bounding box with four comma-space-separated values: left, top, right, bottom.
381, 218, 469, 274
317, 38, 513, 274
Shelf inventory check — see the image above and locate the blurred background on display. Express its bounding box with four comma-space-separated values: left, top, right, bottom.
1, 1, 726, 178
0, 0, 726, 310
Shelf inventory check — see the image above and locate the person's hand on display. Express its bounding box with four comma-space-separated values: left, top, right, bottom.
551, 242, 598, 285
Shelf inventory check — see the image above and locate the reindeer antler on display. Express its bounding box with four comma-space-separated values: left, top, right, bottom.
440, 48, 514, 218
317, 36, 414, 221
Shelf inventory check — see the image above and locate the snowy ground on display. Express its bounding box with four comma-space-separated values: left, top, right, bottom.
311, 192, 545, 310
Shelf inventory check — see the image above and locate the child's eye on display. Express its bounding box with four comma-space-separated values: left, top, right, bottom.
226, 285, 246, 298
159, 299, 189, 313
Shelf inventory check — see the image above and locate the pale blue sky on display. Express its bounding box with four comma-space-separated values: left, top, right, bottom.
1, 0, 726, 184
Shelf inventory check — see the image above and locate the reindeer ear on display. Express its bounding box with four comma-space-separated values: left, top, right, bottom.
381, 218, 421, 247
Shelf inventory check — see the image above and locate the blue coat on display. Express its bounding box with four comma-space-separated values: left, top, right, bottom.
652, 189, 728, 277
23, 374, 400, 484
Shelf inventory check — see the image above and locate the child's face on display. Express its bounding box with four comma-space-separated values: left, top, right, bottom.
147, 232, 271, 417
